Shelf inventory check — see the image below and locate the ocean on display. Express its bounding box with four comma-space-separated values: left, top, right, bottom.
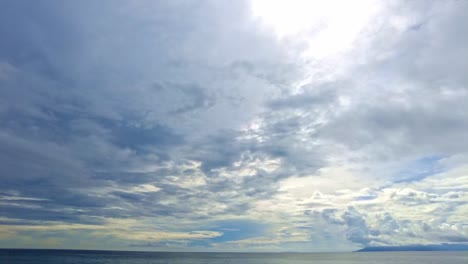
1, 249, 467, 264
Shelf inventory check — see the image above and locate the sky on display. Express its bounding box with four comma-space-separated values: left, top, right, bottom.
0, 0, 467, 252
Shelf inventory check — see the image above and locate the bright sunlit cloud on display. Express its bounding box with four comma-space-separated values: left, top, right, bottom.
250, 0, 381, 58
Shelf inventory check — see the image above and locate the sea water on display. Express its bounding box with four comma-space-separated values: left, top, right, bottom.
1, 249, 467, 264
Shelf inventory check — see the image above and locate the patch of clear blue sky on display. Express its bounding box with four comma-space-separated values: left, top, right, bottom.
207, 219, 268, 243
393, 155, 446, 184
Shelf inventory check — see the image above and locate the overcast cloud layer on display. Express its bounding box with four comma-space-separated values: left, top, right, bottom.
0, 0, 467, 251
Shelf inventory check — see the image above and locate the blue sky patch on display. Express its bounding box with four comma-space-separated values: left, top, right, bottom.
207, 219, 268, 243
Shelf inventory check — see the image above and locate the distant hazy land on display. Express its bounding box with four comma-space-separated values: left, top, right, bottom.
357, 243, 468, 252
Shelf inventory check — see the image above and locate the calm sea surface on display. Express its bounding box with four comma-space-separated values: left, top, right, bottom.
1, 249, 467, 264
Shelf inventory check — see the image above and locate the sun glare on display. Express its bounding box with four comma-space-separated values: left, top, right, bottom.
250, 0, 380, 58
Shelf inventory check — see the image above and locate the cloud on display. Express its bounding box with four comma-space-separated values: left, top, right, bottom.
0, 0, 467, 251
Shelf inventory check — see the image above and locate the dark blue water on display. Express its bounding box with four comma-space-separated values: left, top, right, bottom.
1, 249, 467, 264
